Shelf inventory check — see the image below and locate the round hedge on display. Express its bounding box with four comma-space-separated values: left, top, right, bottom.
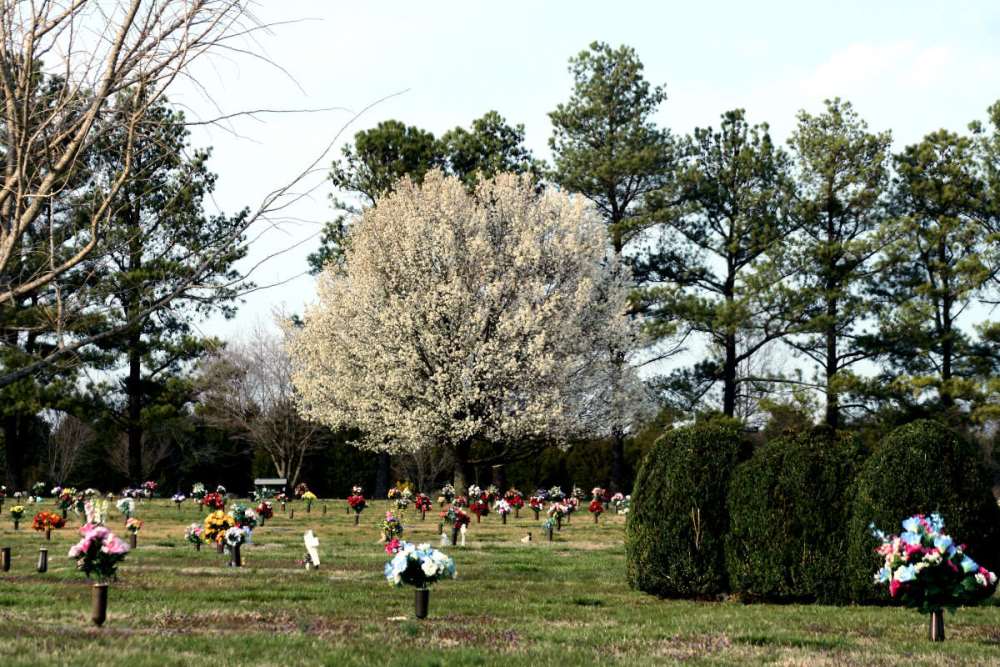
847, 419, 1000, 603
726, 429, 861, 603
625, 419, 744, 598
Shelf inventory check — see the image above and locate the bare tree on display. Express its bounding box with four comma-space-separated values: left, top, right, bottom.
0, 1, 379, 389
197, 325, 318, 487
46, 411, 94, 483
393, 446, 453, 495
106, 428, 173, 482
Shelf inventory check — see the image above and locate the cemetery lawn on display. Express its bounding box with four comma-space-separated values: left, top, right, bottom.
0, 501, 997, 666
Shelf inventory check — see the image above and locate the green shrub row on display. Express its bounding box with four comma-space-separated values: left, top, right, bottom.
626, 418, 1000, 604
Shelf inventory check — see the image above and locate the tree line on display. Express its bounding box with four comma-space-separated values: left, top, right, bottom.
5, 33, 1000, 494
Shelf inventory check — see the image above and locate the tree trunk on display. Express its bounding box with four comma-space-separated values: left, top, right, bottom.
723, 333, 737, 418
609, 427, 626, 493
2, 415, 23, 489
374, 451, 390, 499
126, 328, 143, 484
452, 441, 473, 496
824, 296, 839, 430
491, 464, 507, 493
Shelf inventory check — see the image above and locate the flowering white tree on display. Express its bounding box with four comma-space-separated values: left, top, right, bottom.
289, 170, 646, 492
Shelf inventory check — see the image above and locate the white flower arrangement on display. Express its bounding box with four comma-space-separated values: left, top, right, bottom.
116, 498, 135, 516
384, 541, 456, 588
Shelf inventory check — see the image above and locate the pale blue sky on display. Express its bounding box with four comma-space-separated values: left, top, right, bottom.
173, 1, 1000, 342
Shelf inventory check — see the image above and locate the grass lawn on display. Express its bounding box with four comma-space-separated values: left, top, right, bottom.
0, 499, 997, 666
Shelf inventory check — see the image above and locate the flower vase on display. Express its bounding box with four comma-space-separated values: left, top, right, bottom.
515, 508, 519, 519
229, 544, 242, 568
282, 502, 286, 512
61, 508, 67, 520
216, 540, 224, 554
930, 610, 945, 642
195, 541, 201, 552
476, 514, 481, 524
306, 502, 312, 514
556, 516, 562, 531
290, 509, 295, 520
36, 547, 47, 573
414, 587, 430, 619
421, 510, 426, 521
354, 513, 360, 526
532, 509, 539, 521
501, 513, 507, 525
451, 526, 459, 546
1, 546, 9, 571
91, 583, 108, 626
547, 526, 553, 542
129, 532, 137, 550
593, 513, 599, 524
13, 520, 18, 531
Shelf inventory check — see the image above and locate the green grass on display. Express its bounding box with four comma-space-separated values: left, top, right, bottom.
0, 499, 997, 666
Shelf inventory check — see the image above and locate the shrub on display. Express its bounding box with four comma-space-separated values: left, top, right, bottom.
625, 419, 744, 598
847, 419, 1000, 603
726, 428, 861, 603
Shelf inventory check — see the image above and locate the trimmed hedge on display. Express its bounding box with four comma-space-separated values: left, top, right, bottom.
847, 419, 1000, 602
726, 429, 861, 603
625, 419, 744, 598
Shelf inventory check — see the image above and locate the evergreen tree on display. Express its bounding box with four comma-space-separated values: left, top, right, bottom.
639, 109, 799, 418
786, 99, 892, 428
548, 41, 675, 490
85, 96, 250, 484
870, 127, 1000, 411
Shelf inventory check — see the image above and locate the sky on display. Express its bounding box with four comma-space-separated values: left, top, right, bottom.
170, 0, 1000, 343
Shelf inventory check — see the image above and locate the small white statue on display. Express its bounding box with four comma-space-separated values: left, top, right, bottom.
440, 532, 451, 546
304, 530, 321, 569
459, 524, 467, 547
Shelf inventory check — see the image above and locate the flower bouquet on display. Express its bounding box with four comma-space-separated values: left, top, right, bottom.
275, 491, 289, 511
565, 497, 580, 523
571, 485, 586, 502
441, 506, 470, 546
485, 485, 499, 503
116, 497, 135, 522
383, 540, 456, 619
33, 510, 65, 539
31, 481, 46, 501
547, 486, 565, 502
395, 487, 413, 510
469, 498, 490, 523
57, 488, 75, 518
452, 494, 468, 509
125, 517, 142, 548
610, 492, 625, 513
184, 523, 204, 551
202, 510, 236, 550
10, 504, 24, 530
347, 493, 367, 525
439, 484, 455, 506
171, 493, 186, 510
495, 499, 511, 525
529, 494, 545, 520
141, 481, 157, 498
414, 493, 432, 519
256, 501, 274, 525
223, 526, 247, 567
871, 513, 998, 641
347, 485, 364, 514
302, 490, 317, 513
216, 485, 227, 496
467, 484, 482, 501
504, 489, 524, 517
547, 501, 568, 530
201, 492, 225, 511
380, 510, 404, 542
230, 504, 257, 540
294, 483, 309, 499
84, 499, 109, 526
68, 523, 130, 626
588, 498, 604, 523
